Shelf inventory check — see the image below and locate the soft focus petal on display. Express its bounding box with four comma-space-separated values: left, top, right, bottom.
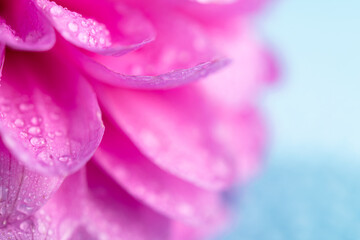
94, 120, 226, 225
4, 164, 172, 240
36, 0, 155, 56
0, 140, 62, 227
0, 0, 55, 51
0, 50, 104, 176
96, 85, 247, 190
198, 26, 271, 108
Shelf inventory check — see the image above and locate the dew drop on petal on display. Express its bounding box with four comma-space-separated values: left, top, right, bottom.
30, 137, 46, 147
78, 32, 89, 43
68, 22, 79, 32
14, 119, 25, 128
19, 103, 34, 112
50, 5, 63, 16
28, 126, 41, 135
19, 221, 30, 231
58, 155, 71, 162
17, 204, 34, 214
30, 116, 42, 125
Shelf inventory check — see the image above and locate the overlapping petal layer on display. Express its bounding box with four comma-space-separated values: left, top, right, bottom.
97, 84, 251, 190
0, 0, 55, 51
0, 0, 273, 239
0, 49, 104, 176
0, 164, 172, 240
36, 0, 155, 56
0, 140, 62, 228
95, 120, 227, 225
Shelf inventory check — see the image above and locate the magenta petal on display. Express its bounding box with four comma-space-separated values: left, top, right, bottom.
0, 0, 55, 51
13, 164, 171, 240
95, 122, 226, 225
36, 0, 155, 56
0, 51, 104, 176
97, 86, 241, 190
0, 140, 62, 227
82, 56, 229, 89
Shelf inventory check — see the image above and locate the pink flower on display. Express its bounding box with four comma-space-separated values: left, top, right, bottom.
0, 0, 276, 239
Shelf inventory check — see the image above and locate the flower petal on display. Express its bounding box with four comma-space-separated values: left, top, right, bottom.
0, 140, 62, 228
94, 120, 226, 225
81, 56, 229, 89
0, 0, 55, 51
0, 50, 104, 176
6, 164, 172, 240
97, 85, 241, 190
35, 0, 155, 56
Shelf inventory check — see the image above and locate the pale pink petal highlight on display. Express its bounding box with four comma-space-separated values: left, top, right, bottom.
95, 121, 226, 225
97, 86, 240, 190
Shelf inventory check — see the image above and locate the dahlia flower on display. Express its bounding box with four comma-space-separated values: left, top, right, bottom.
0, 0, 275, 239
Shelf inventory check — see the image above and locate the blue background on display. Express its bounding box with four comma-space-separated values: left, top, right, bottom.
218, 0, 360, 239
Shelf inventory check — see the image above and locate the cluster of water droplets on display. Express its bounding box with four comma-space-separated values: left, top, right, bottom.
0, 141, 61, 234
0, 95, 74, 168
36, 0, 112, 49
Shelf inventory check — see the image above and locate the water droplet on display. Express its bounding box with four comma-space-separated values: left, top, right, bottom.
14, 119, 25, 128
58, 156, 71, 162
17, 204, 34, 214
78, 32, 89, 43
19, 103, 34, 112
50, 5, 63, 16
68, 22, 79, 32
20, 132, 28, 138
28, 126, 41, 135
37, 222, 46, 233
19, 221, 30, 231
99, 37, 105, 45
55, 131, 63, 136
30, 116, 41, 125
30, 137, 46, 147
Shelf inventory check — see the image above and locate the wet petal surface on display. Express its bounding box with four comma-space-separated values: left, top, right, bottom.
97, 85, 245, 190
0, 140, 62, 228
95, 121, 226, 225
0, 50, 104, 176
36, 0, 155, 56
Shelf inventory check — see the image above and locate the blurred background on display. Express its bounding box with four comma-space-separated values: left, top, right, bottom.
218, 0, 360, 239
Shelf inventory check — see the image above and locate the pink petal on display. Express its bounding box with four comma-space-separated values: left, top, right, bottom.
97, 85, 240, 190
81, 55, 229, 89
89, 10, 215, 75
0, 0, 56, 51
94, 120, 226, 225
6, 164, 172, 240
0, 50, 104, 176
35, 0, 155, 56
0, 140, 63, 228
71, 5, 229, 89
198, 28, 269, 108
